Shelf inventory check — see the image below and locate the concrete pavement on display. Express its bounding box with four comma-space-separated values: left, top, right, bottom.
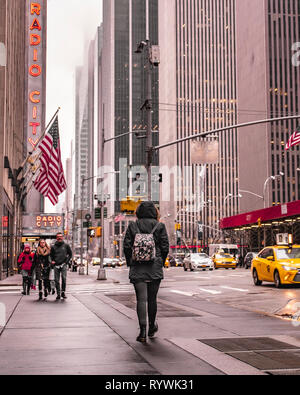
1, 269, 300, 375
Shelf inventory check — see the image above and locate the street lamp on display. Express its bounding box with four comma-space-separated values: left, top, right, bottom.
223, 193, 242, 217
239, 189, 263, 200
263, 172, 284, 208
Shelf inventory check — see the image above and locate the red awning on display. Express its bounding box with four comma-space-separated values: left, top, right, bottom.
220, 200, 300, 229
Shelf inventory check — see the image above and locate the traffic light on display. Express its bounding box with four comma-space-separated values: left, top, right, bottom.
96, 227, 102, 237
175, 223, 181, 230
120, 197, 142, 214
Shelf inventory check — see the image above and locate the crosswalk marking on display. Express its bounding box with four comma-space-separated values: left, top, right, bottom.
170, 290, 195, 297
220, 286, 249, 292
198, 288, 222, 295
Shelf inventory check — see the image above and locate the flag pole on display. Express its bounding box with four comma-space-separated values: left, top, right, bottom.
19, 107, 61, 170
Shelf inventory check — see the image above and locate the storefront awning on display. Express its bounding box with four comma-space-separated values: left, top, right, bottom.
220, 200, 300, 229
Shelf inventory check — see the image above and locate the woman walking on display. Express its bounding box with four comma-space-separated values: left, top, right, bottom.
32, 239, 51, 300
18, 244, 34, 295
123, 201, 169, 343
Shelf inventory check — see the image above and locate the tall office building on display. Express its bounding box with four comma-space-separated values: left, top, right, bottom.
74, 38, 97, 249
159, 0, 300, 246
100, 0, 159, 255
0, 0, 27, 278
159, 0, 238, 245
236, 0, 300, 212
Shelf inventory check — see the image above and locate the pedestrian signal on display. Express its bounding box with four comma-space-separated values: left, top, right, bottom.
87, 228, 96, 238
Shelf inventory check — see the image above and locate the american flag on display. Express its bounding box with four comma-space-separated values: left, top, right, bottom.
285, 125, 300, 150
34, 116, 67, 205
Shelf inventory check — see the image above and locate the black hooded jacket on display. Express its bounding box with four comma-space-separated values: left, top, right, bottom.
123, 201, 169, 283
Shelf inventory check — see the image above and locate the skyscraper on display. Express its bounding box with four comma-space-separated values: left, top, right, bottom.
236, 0, 300, 212
159, 0, 238, 245
100, 0, 159, 255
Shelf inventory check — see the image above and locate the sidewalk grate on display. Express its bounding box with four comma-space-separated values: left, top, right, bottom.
107, 293, 201, 317
200, 337, 299, 352
198, 337, 300, 372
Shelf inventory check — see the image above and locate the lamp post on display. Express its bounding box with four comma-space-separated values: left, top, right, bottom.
263, 172, 284, 208
224, 193, 242, 217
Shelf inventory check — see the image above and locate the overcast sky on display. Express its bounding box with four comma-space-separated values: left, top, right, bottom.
46, 0, 102, 210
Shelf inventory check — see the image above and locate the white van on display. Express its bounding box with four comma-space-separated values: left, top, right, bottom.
209, 244, 239, 257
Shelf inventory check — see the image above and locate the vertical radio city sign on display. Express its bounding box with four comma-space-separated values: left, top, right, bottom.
26, 1, 46, 152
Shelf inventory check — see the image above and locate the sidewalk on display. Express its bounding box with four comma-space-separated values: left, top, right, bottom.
0, 286, 224, 375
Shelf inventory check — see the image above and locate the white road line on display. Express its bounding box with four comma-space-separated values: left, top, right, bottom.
170, 290, 195, 297
220, 286, 249, 292
198, 288, 222, 295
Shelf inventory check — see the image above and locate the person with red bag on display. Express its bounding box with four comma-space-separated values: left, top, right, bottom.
18, 244, 34, 295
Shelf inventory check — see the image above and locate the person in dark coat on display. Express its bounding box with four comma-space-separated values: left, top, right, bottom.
32, 239, 51, 301
123, 201, 169, 342
50, 232, 72, 300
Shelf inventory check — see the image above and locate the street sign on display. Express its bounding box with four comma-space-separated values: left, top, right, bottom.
83, 221, 92, 228
95, 207, 101, 219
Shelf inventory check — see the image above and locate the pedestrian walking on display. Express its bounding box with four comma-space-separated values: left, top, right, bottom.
123, 201, 169, 343
18, 244, 34, 295
32, 239, 51, 301
50, 232, 72, 300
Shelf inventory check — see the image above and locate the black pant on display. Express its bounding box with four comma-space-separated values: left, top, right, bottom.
133, 280, 161, 327
38, 279, 50, 295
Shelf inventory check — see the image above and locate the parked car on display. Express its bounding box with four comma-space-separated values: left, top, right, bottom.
244, 252, 257, 269
183, 253, 214, 271
103, 258, 116, 268
91, 257, 101, 266
169, 255, 184, 267
117, 258, 126, 267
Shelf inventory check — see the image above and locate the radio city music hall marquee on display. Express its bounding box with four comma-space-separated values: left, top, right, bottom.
27, 1, 45, 151
22, 214, 64, 236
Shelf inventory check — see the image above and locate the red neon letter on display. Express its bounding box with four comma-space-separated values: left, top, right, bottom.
30, 34, 41, 46
30, 18, 41, 31
29, 64, 42, 77
29, 122, 40, 135
31, 3, 41, 15
29, 91, 40, 103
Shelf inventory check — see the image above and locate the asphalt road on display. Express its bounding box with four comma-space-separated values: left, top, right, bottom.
2, 265, 300, 375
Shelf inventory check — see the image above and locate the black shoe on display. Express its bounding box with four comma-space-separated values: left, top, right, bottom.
61, 292, 67, 299
148, 323, 158, 338
21, 291, 26, 295
38, 292, 43, 301
52, 289, 55, 295
56, 294, 61, 300
136, 326, 147, 343
44, 290, 48, 298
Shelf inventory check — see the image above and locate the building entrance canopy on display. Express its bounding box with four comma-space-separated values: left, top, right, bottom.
220, 201, 300, 252
220, 200, 300, 230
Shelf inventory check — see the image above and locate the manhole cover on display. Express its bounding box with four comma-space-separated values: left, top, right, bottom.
199, 337, 299, 352
107, 293, 201, 317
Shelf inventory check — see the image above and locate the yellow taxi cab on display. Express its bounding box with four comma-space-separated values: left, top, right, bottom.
212, 250, 237, 270
164, 256, 170, 268
252, 243, 300, 288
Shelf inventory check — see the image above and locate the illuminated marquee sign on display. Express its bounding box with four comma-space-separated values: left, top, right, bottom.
22, 213, 64, 236
27, 1, 45, 150
36, 215, 62, 228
